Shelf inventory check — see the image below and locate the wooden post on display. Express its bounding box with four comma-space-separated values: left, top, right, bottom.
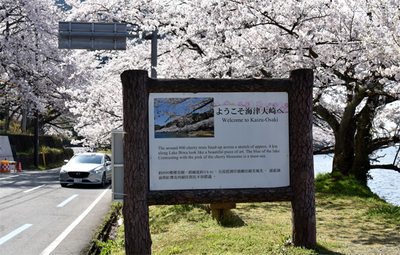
207, 203, 236, 220
121, 70, 152, 254
289, 69, 316, 248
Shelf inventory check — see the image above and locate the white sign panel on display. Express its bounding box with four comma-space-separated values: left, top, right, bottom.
149, 92, 290, 190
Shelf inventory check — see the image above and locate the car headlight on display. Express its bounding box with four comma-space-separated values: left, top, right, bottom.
90, 167, 103, 174
60, 168, 68, 174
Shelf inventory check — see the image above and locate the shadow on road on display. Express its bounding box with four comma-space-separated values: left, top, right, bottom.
61, 183, 111, 190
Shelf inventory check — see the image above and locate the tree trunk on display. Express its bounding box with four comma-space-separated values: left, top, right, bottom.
352, 124, 371, 184
4, 102, 10, 131
331, 86, 367, 177
121, 70, 152, 254
332, 123, 356, 175
352, 96, 378, 184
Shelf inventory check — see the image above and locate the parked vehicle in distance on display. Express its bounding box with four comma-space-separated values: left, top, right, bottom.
59, 153, 112, 187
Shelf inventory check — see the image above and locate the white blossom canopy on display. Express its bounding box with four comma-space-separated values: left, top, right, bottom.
63, 0, 399, 148
0, 0, 86, 134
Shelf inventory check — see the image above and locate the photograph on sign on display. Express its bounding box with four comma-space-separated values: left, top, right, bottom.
154, 97, 214, 138
149, 92, 290, 191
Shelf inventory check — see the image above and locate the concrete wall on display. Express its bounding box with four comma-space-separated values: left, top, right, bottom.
0, 136, 14, 161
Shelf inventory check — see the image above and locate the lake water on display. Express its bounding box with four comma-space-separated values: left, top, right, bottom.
314, 146, 400, 206
155, 133, 190, 138
155, 132, 213, 138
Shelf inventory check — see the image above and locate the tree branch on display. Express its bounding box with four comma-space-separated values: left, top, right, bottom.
369, 164, 400, 173
313, 145, 335, 155
184, 39, 205, 56
186, 99, 213, 116
370, 136, 400, 152
340, 86, 367, 131
314, 104, 340, 133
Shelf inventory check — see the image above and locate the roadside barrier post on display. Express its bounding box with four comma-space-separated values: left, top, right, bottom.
1, 158, 10, 173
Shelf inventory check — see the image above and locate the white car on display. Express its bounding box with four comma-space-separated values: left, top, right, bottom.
59, 153, 112, 187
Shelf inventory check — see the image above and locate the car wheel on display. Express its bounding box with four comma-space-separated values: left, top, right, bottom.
100, 174, 106, 187
60, 183, 67, 187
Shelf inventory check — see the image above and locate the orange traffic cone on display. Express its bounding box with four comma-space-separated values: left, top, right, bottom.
18, 162, 22, 172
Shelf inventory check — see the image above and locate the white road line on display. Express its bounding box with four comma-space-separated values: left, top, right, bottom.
0, 224, 33, 245
0, 175, 19, 180
40, 187, 110, 255
57, 194, 79, 207
23, 184, 45, 193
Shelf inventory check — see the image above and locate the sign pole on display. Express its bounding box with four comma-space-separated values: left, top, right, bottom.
151, 30, 157, 78
289, 69, 316, 247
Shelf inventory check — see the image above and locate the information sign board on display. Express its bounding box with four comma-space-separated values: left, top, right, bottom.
149, 92, 290, 190
58, 22, 127, 50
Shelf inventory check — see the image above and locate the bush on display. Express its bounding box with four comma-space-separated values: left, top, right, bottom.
3, 134, 71, 169
7, 134, 64, 153
18, 148, 73, 168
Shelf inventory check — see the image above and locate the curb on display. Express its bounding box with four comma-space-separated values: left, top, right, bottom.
85, 202, 123, 255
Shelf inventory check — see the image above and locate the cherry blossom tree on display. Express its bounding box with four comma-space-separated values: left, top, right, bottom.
62, 1, 400, 253
0, 0, 82, 134
65, 0, 400, 183
153, 97, 214, 135
58, 50, 126, 146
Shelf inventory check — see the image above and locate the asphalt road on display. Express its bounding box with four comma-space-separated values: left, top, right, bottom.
0, 168, 112, 255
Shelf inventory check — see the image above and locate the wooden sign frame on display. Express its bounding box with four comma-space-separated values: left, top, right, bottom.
120, 69, 316, 253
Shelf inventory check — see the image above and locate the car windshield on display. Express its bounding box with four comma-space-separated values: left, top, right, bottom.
69, 154, 103, 164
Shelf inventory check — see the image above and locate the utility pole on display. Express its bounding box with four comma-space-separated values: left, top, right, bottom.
34, 110, 39, 167
151, 30, 157, 78
34, 28, 40, 168
22, 105, 27, 133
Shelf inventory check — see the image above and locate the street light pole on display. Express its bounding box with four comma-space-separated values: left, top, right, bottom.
34, 110, 39, 167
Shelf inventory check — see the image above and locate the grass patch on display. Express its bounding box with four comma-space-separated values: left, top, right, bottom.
105, 173, 400, 254
133, 202, 322, 254
18, 146, 63, 155
27, 161, 65, 170
366, 204, 400, 218
98, 148, 112, 154
315, 172, 379, 199
87, 202, 123, 255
